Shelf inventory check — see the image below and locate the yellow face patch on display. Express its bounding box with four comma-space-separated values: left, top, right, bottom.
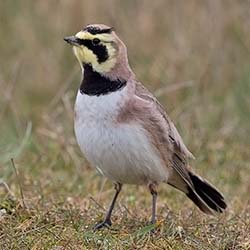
72, 31, 117, 73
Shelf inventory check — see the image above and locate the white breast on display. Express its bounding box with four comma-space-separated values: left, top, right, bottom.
74, 86, 169, 185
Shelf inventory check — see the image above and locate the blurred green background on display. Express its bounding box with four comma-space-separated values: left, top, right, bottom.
0, 1, 249, 248
1, 0, 250, 197
1, 0, 249, 167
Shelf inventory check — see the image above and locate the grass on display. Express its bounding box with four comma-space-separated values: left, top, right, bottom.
0, 0, 250, 249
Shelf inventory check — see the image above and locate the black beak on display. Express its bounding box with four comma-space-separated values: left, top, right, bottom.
64, 36, 79, 46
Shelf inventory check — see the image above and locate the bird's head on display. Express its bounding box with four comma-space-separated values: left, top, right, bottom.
64, 24, 131, 80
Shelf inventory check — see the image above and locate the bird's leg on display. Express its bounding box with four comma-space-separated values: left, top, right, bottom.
149, 183, 158, 224
94, 182, 122, 230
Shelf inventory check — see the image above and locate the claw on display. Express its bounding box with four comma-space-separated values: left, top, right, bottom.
93, 219, 112, 231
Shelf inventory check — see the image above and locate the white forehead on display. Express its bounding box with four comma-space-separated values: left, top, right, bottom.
75, 31, 115, 43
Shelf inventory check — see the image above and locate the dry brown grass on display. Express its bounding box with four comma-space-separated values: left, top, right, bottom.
0, 1, 250, 249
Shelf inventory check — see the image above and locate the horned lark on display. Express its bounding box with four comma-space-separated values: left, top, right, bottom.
64, 24, 227, 230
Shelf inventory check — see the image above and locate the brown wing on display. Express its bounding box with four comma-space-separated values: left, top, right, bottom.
129, 81, 226, 215
135, 81, 194, 160
117, 79, 195, 190
133, 81, 197, 193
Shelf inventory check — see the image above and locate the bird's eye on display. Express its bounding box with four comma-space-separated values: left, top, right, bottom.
92, 38, 100, 45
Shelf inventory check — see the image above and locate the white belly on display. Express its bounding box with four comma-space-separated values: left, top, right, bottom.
74, 88, 169, 185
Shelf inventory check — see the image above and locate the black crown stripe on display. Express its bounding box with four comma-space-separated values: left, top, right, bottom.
84, 26, 113, 35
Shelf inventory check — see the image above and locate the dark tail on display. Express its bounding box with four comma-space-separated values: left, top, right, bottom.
186, 172, 227, 214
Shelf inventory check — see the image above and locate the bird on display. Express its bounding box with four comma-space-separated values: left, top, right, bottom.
64, 24, 227, 230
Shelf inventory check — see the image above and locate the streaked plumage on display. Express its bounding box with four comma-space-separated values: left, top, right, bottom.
64, 24, 227, 230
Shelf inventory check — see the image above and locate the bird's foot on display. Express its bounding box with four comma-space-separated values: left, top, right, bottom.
93, 219, 112, 231
150, 219, 156, 225
148, 220, 157, 234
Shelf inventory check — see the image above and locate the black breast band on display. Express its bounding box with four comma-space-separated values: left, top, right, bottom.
80, 64, 126, 96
